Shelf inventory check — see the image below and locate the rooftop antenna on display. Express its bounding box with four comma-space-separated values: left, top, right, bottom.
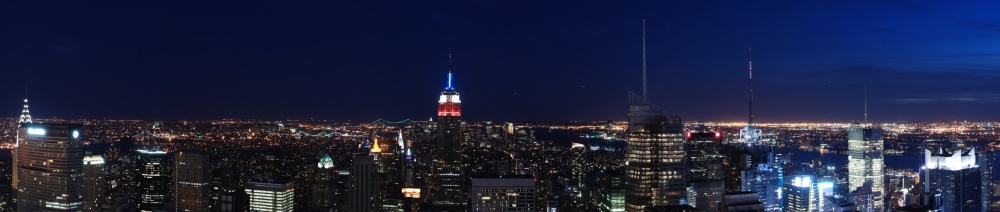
748, 48, 754, 126
642, 19, 647, 101
446, 48, 454, 90
864, 85, 868, 125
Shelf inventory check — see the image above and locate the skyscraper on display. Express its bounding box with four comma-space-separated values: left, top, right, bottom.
979, 151, 1000, 209
246, 178, 295, 211
847, 124, 884, 212
11, 97, 32, 193
625, 20, 687, 211
15, 123, 85, 211
432, 50, 468, 210
724, 145, 781, 212
782, 176, 811, 212
922, 147, 982, 212
137, 148, 171, 212
83, 153, 107, 212
351, 154, 380, 212
436, 50, 463, 165
781, 175, 834, 212
469, 176, 537, 211
597, 169, 626, 212
312, 154, 337, 210
685, 132, 724, 212
175, 150, 210, 212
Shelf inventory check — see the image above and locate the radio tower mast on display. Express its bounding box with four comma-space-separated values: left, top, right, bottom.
748, 48, 753, 126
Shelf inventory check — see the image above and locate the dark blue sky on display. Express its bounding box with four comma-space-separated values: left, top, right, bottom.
2, 1, 999, 122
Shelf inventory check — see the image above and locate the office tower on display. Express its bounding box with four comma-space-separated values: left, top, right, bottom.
82, 153, 106, 212
687, 132, 724, 181
979, 151, 999, 209
246, 178, 295, 211
212, 167, 243, 209
922, 148, 982, 212
782, 175, 832, 212
351, 154, 380, 212
782, 181, 808, 212
15, 123, 84, 211
334, 169, 352, 211
382, 198, 405, 212
723, 192, 765, 212
137, 148, 171, 212
625, 20, 686, 211
846, 123, 884, 212
401, 187, 421, 212
625, 103, 685, 211
685, 132, 724, 212
432, 50, 468, 210
470, 176, 537, 211
217, 190, 249, 212
597, 169, 626, 212
312, 154, 337, 210
686, 181, 723, 212
175, 150, 210, 212
727, 50, 783, 212
849, 182, 878, 212
737, 150, 782, 212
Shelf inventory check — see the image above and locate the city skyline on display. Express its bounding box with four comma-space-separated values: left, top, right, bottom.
3, 1, 1000, 122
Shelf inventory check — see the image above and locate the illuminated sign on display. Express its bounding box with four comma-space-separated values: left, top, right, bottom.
72, 130, 80, 139
27, 128, 46, 135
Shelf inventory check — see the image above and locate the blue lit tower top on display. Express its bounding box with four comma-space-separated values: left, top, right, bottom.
445, 49, 455, 91
438, 49, 461, 117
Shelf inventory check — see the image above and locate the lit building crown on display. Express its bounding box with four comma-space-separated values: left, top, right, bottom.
84, 155, 105, 165
19, 98, 32, 124
318, 154, 334, 169
370, 137, 381, 153
924, 147, 977, 171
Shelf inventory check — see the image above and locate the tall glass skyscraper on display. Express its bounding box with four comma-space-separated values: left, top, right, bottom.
624, 22, 686, 211
312, 154, 337, 210
922, 148, 982, 212
624, 95, 686, 211
15, 123, 85, 211
82, 153, 106, 212
351, 154, 380, 212
847, 124, 884, 212
175, 150, 210, 212
137, 148, 170, 212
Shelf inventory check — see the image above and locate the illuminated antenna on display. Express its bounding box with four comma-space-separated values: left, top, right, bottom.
748, 48, 754, 126
446, 48, 455, 90
642, 19, 647, 100
864, 85, 868, 124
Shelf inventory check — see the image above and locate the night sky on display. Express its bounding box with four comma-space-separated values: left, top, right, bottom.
2, 1, 999, 122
